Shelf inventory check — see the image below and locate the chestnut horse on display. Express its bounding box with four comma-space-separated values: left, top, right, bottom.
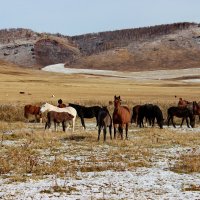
177, 97, 191, 108
113, 95, 131, 139
24, 104, 42, 123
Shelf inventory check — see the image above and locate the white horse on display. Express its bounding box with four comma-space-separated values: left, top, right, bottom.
40, 102, 77, 132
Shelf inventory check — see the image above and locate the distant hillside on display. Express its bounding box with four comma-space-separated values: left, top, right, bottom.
0, 22, 200, 71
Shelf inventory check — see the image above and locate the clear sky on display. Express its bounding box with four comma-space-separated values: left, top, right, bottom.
1, 0, 200, 36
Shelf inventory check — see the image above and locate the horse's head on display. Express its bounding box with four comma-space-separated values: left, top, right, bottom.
40, 102, 49, 113
114, 95, 122, 108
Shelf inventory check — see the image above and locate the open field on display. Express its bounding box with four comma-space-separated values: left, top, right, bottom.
0, 62, 200, 199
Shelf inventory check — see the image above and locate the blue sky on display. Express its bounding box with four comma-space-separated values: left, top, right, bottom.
1, 0, 200, 36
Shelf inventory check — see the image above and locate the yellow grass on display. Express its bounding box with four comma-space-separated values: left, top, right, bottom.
1, 61, 200, 180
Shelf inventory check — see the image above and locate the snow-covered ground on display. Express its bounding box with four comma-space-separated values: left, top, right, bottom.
42, 63, 200, 82
0, 124, 200, 200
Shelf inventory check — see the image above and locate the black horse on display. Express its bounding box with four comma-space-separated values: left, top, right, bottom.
68, 103, 102, 129
137, 104, 164, 129
167, 106, 195, 128
97, 106, 112, 142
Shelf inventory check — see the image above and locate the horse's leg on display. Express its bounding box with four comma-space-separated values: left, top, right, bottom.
103, 126, 106, 142
62, 122, 66, 132
45, 122, 48, 130
35, 114, 38, 123
186, 117, 190, 128
109, 125, 112, 140
180, 118, 185, 128
114, 124, 117, 139
98, 126, 101, 141
80, 116, 86, 129
120, 124, 124, 140
54, 122, 57, 132
39, 114, 42, 123
125, 123, 128, 140
172, 116, 176, 128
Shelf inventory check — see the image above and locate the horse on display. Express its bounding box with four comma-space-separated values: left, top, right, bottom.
24, 104, 42, 123
57, 99, 67, 108
151, 105, 164, 129
137, 104, 164, 129
137, 104, 154, 128
68, 103, 102, 129
131, 105, 141, 125
97, 106, 112, 142
177, 98, 200, 121
177, 97, 191, 108
45, 111, 74, 132
167, 106, 195, 128
40, 103, 77, 132
112, 95, 131, 140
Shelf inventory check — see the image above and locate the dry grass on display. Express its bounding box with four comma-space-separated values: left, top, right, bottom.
0, 62, 200, 182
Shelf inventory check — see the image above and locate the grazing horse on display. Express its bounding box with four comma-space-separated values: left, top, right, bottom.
112, 95, 131, 139
137, 104, 154, 128
45, 111, 74, 132
40, 103, 77, 132
68, 103, 102, 129
131, 105, 141, 125
97, 106, 112, 142
137, 104, 164, 128
167, 106, 195, 128
24, 104, 42, 123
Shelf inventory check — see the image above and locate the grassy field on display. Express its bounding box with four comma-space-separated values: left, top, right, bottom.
0, 62, 200, 198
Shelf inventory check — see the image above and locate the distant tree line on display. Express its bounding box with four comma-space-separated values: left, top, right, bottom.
71, 22, 197, 55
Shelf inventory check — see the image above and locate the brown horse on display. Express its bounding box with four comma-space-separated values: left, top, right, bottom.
131, 105, 141, 125
24, 104, 42, 123
113, 95, 131, 139
45, 111, 74, 132
177, 97, 191, 108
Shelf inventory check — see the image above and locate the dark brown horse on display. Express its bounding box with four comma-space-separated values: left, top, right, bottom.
45, 111, 74, 132
131, 105, 141, 125
113, 95, 131, 139
97, 106, 112, 142
24, 104, 42, 123
167, 106, 195, 128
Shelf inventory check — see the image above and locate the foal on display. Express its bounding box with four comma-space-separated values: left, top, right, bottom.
45, 111, 74, 132
112, 95, 131, 139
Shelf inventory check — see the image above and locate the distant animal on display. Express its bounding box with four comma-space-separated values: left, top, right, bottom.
177, 98, 200, 121
57, 99, 67, 108
131, 105, 141, 125
177, 97, 191, 108
112, 95, 131, 139
167, 106, 195, 128
45, 111, 74, 132
97, 106, 112, 142
68, 103, 102, 129
24, 104, 42, 123
40, 102, 77, 132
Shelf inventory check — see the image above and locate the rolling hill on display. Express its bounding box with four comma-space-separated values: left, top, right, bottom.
0, 22, 200, 71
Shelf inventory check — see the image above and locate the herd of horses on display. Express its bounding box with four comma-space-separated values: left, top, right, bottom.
23, 96, 200, 141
